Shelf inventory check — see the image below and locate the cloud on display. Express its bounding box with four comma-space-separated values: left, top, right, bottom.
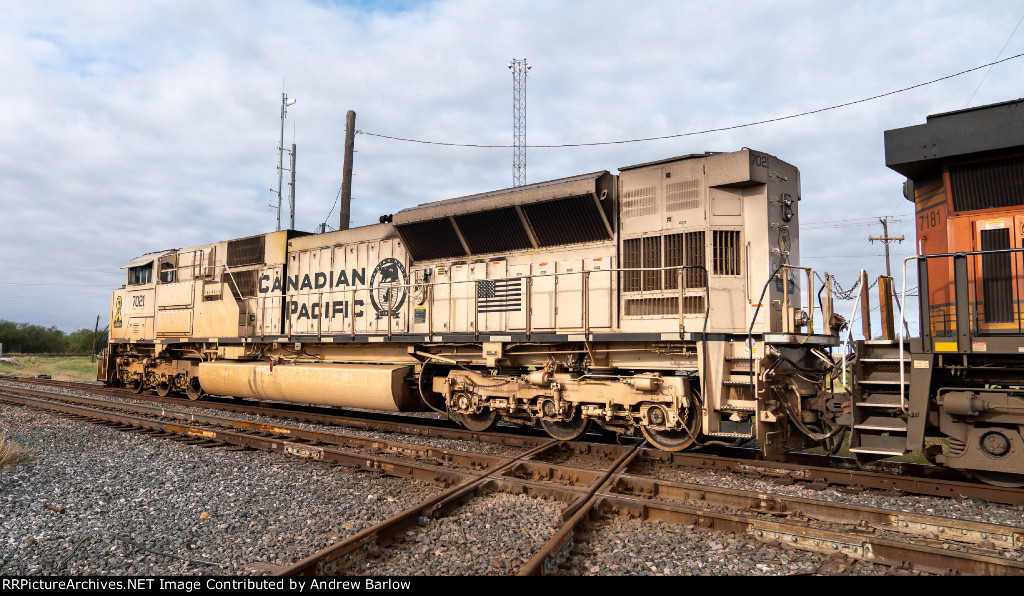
1, 0, 1022, 332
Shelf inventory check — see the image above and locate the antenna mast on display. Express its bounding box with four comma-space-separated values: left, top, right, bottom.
508, 59, 530, 187
273, 92, 296, 231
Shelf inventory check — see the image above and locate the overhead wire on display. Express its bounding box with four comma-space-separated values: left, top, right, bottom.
357, 53, 1024, 149
965, 13, 1024, 107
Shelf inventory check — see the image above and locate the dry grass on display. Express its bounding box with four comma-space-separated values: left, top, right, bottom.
0, 434, 33, 469
0, 356, 97, 382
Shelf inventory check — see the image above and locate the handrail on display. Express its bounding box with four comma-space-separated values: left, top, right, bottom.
897, 247, 1024, 412
262, 262, 835, 340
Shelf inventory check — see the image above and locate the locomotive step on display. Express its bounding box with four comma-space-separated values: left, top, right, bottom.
854, 416, 908, 432
848, 446, 907, 456
705, 432, 753, 439
855, 394, 905, 407
849, 432, 908, 454
719, 404, 756, 413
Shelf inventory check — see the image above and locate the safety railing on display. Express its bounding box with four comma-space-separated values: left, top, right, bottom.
896, 246, 1024, 411
262, 265, 717, 340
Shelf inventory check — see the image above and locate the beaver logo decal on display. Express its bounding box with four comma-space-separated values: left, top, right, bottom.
369, 257, 408, 319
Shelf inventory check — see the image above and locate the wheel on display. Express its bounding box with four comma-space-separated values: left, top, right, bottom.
968, 469, 1024, 488
155, 381, 173, 397
127, 378, 145, 394
640, 400, 701, 451
457, 410, 499, 432
641, 427, 698, 451
185, 378, 205, 401
541, 415, 591, 441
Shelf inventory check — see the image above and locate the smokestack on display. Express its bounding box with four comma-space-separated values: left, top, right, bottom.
340, 110, 356, 230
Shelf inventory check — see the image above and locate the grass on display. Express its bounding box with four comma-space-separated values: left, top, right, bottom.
0, 356, 98, 382
0, 434, 33, 469
803, 435, 947, 465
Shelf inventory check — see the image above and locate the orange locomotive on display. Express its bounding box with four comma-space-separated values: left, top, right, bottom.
851, 98, 1024, 486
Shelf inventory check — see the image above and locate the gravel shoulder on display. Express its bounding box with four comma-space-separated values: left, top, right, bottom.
0, 404, 440, 575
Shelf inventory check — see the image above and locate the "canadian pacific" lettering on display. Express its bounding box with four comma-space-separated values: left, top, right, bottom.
258, 268, 367, 294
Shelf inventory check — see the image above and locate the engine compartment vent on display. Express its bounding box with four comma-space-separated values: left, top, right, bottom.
393, 172, 616, 261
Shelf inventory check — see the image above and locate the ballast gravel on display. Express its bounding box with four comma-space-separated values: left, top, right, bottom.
359, 492, 563, 576
3, 380, 1023, 576
636, 463, 1024, 529
0, 404, 440, 576
558, 517, 895, 576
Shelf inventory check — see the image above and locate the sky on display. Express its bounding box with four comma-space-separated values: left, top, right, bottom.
1, 0, 1023, 336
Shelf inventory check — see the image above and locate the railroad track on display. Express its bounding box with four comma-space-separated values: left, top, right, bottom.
2, 381, 1024, 575
2, 377, 1018, 503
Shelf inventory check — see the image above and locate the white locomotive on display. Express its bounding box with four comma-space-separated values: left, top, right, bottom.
100, 149, 844, 453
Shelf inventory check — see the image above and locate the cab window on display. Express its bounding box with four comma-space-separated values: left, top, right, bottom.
160, 262, 175, 283
128, 263, 153, 286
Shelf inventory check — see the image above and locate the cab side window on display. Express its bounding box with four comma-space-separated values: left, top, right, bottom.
128, 264, 153, 286
160, 262, 175, 283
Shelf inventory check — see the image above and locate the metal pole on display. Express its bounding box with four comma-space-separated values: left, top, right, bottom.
275, 93, 295, 231
859, 269, 872, 340
91, 315, 99, 363
289, 143, 296, 230
276, 93, 286, 231
340, 110, 356, 231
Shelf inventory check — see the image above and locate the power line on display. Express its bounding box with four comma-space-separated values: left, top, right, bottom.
965, 13, 1024, 107
358, 53, 1024, 149
802, 216, 909, 230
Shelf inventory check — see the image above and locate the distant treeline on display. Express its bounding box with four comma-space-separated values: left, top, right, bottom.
0, 320, 108, 355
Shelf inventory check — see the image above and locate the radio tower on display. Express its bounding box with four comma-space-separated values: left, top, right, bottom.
509, 59, 530, 187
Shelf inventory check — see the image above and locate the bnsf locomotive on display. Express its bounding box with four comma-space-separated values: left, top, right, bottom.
849, 98, 1024, 486
99, 149, 849, 454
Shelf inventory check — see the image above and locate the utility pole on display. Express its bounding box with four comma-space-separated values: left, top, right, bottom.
870, 217, 906, 340
273, 92, 296, 231
509, 59, 530, 187
869, 217, 905, 278
340, 110, 356, 231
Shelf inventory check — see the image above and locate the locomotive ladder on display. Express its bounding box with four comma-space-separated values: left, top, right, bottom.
848, 340, 911, 464
711, 356, 757, 439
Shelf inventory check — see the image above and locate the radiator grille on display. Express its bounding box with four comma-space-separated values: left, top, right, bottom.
521, 195, 612, 247
398, 218, 467, 260
713, 230, 741, 275
226, 269, 260, 299
454, 207, 533, 254
625, 297, 679, 316
950, 155, 1024, 212
227, 235, 265, 267
642, 236, 660, 291
665, 179, 701, 212
682, 295, 705, 315
685, 231, 706, 287
622, 186, 657, 218
624, 232, 707, 293
623, 238, 642, 292
664, 233, 684, 290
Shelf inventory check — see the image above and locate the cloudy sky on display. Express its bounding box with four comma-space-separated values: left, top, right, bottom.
2, 0, 1023, 335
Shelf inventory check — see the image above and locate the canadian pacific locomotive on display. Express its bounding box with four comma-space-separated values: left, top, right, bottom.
99, 148, 849, 455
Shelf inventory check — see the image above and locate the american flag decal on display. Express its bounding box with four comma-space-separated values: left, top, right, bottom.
477, 278, 523, 313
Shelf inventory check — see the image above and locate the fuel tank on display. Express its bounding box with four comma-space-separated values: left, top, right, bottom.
197, 361, 418, 411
